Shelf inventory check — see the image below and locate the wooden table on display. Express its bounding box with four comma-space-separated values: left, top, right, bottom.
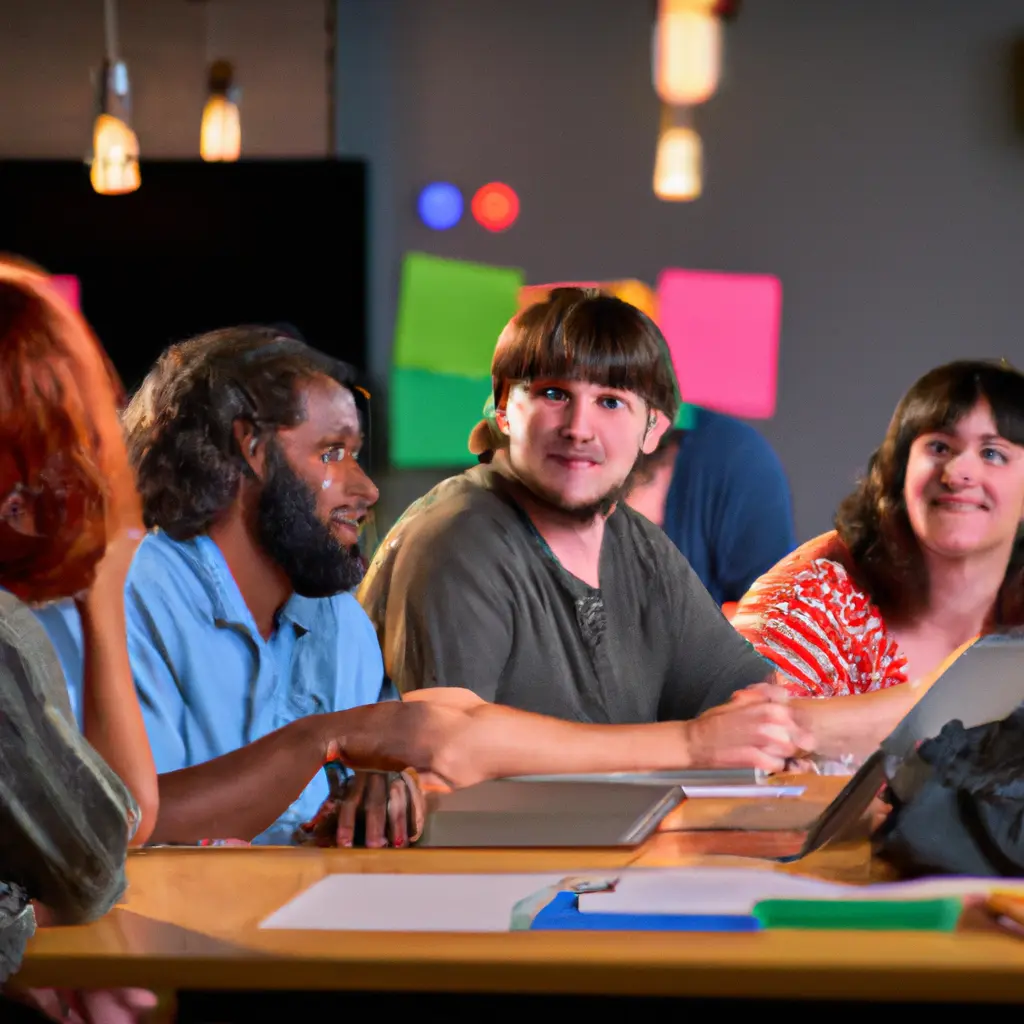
16, 776, 1024, 1004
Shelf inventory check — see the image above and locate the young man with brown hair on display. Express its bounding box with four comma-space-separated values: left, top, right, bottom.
360, 289, 809, 772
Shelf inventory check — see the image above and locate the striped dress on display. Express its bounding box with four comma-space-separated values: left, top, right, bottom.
731, 531, 908, 698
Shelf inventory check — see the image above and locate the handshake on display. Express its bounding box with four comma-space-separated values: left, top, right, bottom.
684, 681, 815, 774
295, 679, 815, 850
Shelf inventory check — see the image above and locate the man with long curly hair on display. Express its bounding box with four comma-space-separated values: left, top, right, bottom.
39, 326, 425, 847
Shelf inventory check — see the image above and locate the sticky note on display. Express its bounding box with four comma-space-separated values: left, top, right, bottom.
393, 253, 523, 378
389, 367, 491, 468
657, 269, 782, 419
518, 280, 658, 322
50, 275, 80, 310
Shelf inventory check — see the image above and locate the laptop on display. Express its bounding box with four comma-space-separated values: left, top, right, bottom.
783, 634, 1024, 861
503, 768, 762, 787
416, 779, 683, 848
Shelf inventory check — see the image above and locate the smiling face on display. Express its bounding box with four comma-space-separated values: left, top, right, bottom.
256, 375, 379, 596
903, 400, 1024, 563
497, 377, 663, 520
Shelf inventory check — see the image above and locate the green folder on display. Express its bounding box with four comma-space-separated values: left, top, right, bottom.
753, 897, 964, 932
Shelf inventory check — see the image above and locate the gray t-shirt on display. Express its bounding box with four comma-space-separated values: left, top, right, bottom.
359, 464, 771, 724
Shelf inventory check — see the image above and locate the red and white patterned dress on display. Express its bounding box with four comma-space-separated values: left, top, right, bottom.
731, 531, 908, 698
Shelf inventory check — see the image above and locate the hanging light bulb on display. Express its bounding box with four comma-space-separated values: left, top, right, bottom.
89, 57, 140, 196
90, 111, 140, 195
653, 107, 702, 201
653, 0, 722, 106
200, 59, 241, 162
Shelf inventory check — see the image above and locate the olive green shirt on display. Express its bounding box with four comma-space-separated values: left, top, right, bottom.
359, 464, 771, 723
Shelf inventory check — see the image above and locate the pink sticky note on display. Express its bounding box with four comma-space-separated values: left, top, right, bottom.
657, 269, 782, 419
50, 275, 81, 310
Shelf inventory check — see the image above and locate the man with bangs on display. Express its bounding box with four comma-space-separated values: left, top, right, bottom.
360, 288, 811, 773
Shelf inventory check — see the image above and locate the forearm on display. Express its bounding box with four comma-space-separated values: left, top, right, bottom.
435, 703, 694, 785
152, 717, 326, 844
76, 598, 158, 844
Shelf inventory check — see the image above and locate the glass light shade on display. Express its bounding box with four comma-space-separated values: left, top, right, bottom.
654, 0, 722, 105
200, 94, 241, 162
89, 114, 140, 195
653, 125, 702, 201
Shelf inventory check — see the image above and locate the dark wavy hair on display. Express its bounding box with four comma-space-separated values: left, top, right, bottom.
836, 360, 1024, 621
124, 326, 359, 540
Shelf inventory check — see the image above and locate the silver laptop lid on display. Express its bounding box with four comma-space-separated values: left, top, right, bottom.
788, 634, 1024, 860
417, 780, 683, 848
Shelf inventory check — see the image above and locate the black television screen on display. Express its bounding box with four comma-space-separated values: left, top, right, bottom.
0, 158, 367, 393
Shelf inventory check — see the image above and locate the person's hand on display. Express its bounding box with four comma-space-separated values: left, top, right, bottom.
74, 417, 146, 611
726, 679, 795, 707
319, 698, 480, 786
75, 525, 145, 609
684, 690, 815, 773
334, 769, 426, 848
5, 986, 158, 1024
297, 768, 426, 848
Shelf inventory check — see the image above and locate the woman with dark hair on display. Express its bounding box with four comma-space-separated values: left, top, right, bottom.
0, 259, 158, 1017
733, 361, 1024, 733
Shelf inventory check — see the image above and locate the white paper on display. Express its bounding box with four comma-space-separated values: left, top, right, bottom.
577, 868, 846, 915
260, 868, 1024, 931
260, 872, 594, 932
576, 867, 1024, 916
680, 785, 805, 799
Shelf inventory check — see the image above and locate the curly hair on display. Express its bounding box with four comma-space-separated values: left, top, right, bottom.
0, 259, 128, 602
836, 360, 1024, 621
124, 326, 360, 540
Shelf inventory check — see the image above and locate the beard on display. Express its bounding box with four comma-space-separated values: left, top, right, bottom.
509, 452, 642, 524
525, 479, 628, 523
256, 443, 366, 598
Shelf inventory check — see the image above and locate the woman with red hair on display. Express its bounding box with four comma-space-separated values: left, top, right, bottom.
0, 258, 158, 1019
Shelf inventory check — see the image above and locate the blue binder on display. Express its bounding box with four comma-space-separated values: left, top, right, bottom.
527, 890, 761, 932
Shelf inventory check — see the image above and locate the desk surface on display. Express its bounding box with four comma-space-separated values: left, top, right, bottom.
17, 776, 1024, 1001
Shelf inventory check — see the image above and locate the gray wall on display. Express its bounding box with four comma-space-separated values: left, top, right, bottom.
0, 0, 330, 158
337, 0, 1024, 540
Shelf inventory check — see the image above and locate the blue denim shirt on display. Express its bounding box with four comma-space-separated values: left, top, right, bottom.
35, 532, 389, 844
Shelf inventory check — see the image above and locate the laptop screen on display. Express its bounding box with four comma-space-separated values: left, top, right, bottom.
788, 634, 1024, 860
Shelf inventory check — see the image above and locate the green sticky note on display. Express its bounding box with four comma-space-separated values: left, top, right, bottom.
389, 367, 492, 468
393, 252, 524, 377
675, 402, 697, 430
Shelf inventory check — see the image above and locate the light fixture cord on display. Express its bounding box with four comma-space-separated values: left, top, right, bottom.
204, 0, 216, 69
325, 0, 336, 156
103, 0, 118, 63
